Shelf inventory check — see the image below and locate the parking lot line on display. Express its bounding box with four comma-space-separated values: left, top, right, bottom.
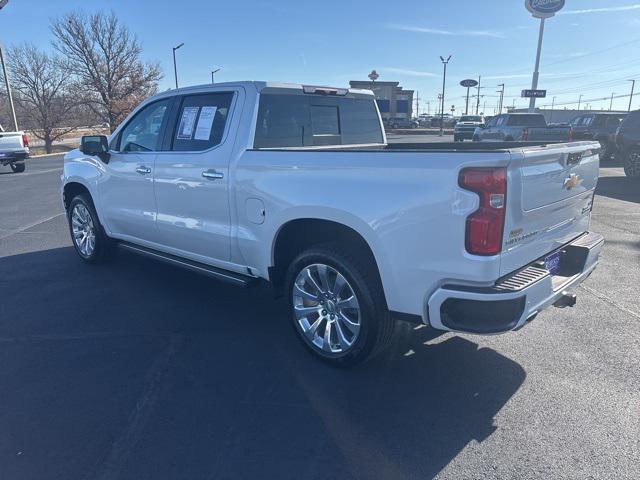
0, 212, 65, 240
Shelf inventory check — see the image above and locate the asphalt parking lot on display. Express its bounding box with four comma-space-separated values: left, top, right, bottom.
0, 153, 638, 480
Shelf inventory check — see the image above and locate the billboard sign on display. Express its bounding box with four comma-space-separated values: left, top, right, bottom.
525, 0, 565, 19
521, 89, 547, 98
460, 79, 478, 88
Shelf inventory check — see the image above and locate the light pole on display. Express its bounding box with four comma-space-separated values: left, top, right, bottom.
439, 55, 451, 136
610, 92, 615, 111
497, 83, 505, 114
0, 42, 17, 131
476, 75, 482, 115
628, 80, 635, 111
549, 96, 555, 122
172, 43, 184, 89
528, 18, 546, 112
0, 0, 18, 131
211, 67, 221, 84
577, 94, 583, 110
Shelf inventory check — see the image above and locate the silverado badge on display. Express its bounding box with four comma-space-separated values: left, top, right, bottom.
563, 173, 582, 190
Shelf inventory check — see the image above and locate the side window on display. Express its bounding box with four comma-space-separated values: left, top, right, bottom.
570, 116, 583, 127
495, 116, 506, 126
339, 98, 384, 144
171, 92, 234, 151
118, 99, 172, 152
255, 94, 309, 148
254, 93, 384, 148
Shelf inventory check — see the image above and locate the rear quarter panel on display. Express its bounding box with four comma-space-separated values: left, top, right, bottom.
233, 149, 512, 316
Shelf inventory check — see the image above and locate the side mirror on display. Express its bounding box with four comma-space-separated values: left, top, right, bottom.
80, 135, 110, 163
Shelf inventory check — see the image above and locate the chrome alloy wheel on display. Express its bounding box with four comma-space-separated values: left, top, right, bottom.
292, 263, 361, 354
71, 204, 96, 257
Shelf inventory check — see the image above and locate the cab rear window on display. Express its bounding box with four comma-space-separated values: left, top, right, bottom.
254, 93, 383, 148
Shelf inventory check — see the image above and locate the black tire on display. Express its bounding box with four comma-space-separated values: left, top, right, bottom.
10, 162, 25, 173
67, 193, 115, 263
284, 244, 394, 367
624, 148, 640, 180
598, 140, 612, 162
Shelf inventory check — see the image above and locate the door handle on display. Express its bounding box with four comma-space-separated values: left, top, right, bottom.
202, 169, 224, 180
136, 166, 152, 175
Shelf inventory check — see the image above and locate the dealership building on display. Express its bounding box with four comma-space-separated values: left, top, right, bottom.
349, 80, 414, 120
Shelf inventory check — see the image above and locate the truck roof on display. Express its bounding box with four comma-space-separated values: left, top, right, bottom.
158, 81, 375, 97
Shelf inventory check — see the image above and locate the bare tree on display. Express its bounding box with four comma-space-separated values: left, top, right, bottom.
51, 10, 162, 132
5, 44, 80, 153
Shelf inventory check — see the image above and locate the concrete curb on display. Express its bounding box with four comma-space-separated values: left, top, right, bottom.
386, 129, 455, 136
29, 152, 68, 159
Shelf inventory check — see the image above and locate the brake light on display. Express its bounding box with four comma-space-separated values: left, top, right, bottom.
459, 167, 507, 256
522, 128, 529, 141
22, 133, 29, 147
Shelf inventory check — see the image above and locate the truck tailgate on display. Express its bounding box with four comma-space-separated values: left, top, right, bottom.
500, 141, 600, 276
0, 132, 25, 152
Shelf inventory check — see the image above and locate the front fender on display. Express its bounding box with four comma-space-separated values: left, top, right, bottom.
62, 150, 108, 226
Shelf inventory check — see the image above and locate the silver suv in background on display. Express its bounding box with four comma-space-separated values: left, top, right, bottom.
454, 115, 484, 142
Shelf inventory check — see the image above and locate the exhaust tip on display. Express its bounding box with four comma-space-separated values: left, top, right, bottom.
553, 291, 577, 309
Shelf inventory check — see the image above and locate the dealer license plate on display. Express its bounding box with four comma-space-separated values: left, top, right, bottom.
544, 251, 562, 275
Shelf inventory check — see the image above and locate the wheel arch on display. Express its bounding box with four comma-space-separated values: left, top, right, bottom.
269, 217, 388, 305
63, 181, 93, 212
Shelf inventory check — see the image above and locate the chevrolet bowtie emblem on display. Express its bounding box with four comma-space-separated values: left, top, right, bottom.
563, 173, 582, 190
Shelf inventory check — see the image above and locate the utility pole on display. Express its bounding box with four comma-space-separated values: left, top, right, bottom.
427, 101, 431, 115
628, 80, 635, 111
0, 42, 18, 131
464, 86, 470, 115
476, 75, 482, 115
549, 96, 555, 123
439, 55, 451, 136
172, 43, 184, 89
609, 92, 615, 111
577, 94, 583, 110
415, 91, 419, 117
211, 67, 221, 84
497, 83, 505, 114
528, 18, 546, 112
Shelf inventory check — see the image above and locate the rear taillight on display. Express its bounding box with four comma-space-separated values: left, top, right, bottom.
21, 133, 29, 147
459, 167, 507, 256
521, 128, 529, 141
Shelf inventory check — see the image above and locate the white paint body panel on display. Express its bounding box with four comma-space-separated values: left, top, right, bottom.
62, 81, 601, 328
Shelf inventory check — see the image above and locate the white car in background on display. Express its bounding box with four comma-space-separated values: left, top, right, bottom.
0, 125, 29, 173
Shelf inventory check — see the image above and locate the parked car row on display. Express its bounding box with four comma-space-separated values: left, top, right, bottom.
472, 113, 572, 143
570, 113, 626, 161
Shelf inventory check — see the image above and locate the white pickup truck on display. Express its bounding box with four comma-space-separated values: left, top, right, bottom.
0, 126, 29, 173
62, 82, 604, 366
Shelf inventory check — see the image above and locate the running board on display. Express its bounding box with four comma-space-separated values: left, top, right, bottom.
118, 242, 257, 288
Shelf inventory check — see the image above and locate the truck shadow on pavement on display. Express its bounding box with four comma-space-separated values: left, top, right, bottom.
0, 247, 526, 480
596, 175, 640, 204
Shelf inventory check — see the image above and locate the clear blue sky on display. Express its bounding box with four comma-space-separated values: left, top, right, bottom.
2, 0, 640, 114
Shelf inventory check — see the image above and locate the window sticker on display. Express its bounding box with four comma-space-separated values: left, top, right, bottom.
194, 106, 218, 141
177, 106, 200, 140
